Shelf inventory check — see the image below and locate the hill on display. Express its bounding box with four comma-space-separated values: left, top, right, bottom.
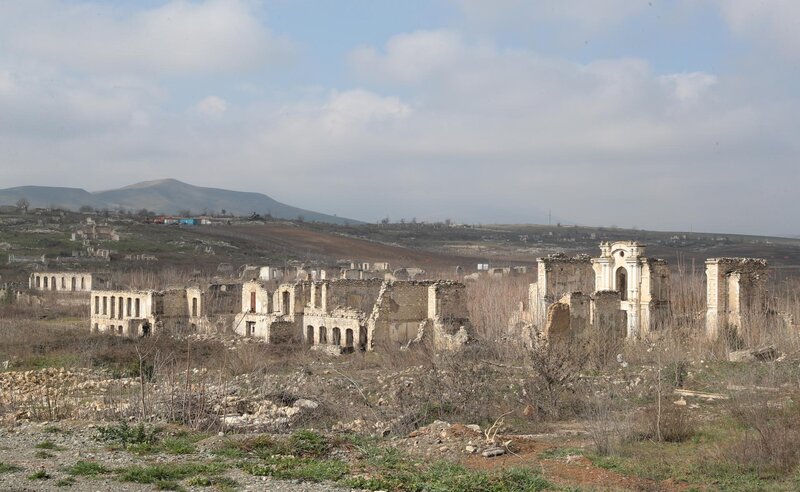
0, 179, 361, 225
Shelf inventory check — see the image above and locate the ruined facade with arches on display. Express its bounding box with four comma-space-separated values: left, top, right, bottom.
29, 272, 94, 293
592, 241, 670, 338
89, 289, 158, 337
513, 240, 778, 345
90, 283, 240, 337
234, 278, 471, 353
513, 241, 670, 344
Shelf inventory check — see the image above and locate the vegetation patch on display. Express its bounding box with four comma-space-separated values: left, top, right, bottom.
35, 440, 61, 450
66, 460, 110, 476
96, 421, 161, 452
27, 469, 51, 480
345, 462, 551, 492
0, 462, 22, 473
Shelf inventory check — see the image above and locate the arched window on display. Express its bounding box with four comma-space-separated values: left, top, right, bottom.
282, 291, 291, 314
319, 326, 327, 344
110, 296, 115, 318
616, 267, 628, 301
71, 277, 76, 291
306, 326, 315, 345
192, 297, 198, 317
332, 327, 341, 346
94, 296, 100, 314
51, 276, 56, 290
80, 277, 85, 290
43, 277, 48, 289
36, 276, 41, 289
135, 298, 140, 317
345, 329, 354, 348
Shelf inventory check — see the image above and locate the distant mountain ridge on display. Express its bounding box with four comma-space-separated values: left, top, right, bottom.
0, 179, 361, 225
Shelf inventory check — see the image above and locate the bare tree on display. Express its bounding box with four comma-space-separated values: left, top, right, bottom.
15, 197, 29, 213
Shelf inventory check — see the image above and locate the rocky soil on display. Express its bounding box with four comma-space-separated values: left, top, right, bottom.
0, 421, 353, 491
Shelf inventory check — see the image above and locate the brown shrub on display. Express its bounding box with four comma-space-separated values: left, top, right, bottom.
724, 392, 800, 475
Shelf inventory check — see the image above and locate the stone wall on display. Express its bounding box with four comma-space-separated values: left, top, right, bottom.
90, 289, 157, 336
533, 254, 594, 326
30, 272, 94, 293
705, 258, 769, 339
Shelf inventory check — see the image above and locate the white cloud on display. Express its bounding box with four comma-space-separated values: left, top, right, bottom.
196, 96, 228, 115
658, 72, 718, 103
0, 0, 291, 76
714, 0, 800, 59
0, 2, 798, 235
351, 30, 465, 85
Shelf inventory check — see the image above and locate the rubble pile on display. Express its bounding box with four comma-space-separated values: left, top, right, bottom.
0, 368, 136, 421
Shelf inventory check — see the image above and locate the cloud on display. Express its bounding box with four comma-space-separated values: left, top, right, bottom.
714, 0, 800, 59
196, 96, 228, 115
0, 0, 291, 76
0, 2, 798, 236
351, 30, 465, 85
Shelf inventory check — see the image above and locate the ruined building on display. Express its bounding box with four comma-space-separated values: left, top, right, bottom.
30, 272, 95, 293
235, 279, 471, 353
592, 242, 670, 337
90, 283, 240, 336
513, 241, 670, 343
71, 221, 119, 242
705, 258, 769, 339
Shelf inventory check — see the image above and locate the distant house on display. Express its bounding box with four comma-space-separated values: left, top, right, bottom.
159, 217, 198, 225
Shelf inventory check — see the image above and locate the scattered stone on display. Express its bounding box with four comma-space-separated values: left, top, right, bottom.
481, 447, 506, 458
728, 345, 777, 362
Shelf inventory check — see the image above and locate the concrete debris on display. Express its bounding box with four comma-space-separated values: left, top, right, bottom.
481, 447, 506, 458
728, 345, 777, 362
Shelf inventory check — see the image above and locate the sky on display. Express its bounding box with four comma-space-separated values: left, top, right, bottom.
0, 0, 798, 236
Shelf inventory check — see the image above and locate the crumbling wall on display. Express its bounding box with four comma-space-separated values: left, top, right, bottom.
304, 310, 363, 352
29, 272, 94, 293
371, 282, 426, 350
705, 258, 768, 339
543, 292, 589, 342
161, 289, 189, 332
269, 320, 302, 344
241, 281, 271, 314
533, 254, 594, 326
89, 289, 157, 336
590, 291, 626, 360
325, 279, 383, 314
